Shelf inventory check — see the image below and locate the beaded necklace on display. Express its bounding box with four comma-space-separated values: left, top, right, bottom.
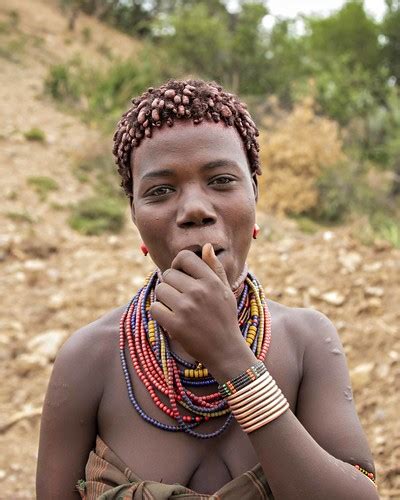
119, 269, 271, 439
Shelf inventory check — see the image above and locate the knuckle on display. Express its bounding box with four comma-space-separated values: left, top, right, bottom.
155, 282, 167, 296
180, 298, 196, 314
189, 284, 204, 301
178, 250, 194, 263
162, 268, 172, 280
162, 268, 176, 284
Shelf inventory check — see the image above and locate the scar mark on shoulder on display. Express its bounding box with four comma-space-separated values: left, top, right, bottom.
330, 347, 342, 355
344, 386, 353, 401
325, 337, 332, 343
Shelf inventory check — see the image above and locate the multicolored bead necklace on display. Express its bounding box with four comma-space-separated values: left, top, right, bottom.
119, 269, 271, 439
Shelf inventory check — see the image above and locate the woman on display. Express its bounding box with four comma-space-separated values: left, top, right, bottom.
36, 79, 378, 499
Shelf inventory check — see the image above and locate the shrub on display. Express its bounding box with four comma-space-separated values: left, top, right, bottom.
6, 211, 34, 223
370, 213, 400, 248
24, 127, 46, 142
44, 47, 166, 130
68, 196, 125, 235
309, 163, 356, 223
258, 97, 345, 216
44, 62, 82, 102
81, 27, 92, 44
27, 175, 59, 200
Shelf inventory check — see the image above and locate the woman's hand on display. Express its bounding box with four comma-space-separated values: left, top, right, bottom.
150, 243, 254, 378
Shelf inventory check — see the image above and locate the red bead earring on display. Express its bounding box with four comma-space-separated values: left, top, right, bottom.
140, 243, 148, 256
253, 223, 260, 239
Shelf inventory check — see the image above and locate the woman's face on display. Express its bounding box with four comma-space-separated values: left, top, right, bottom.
130, 120, 257, 286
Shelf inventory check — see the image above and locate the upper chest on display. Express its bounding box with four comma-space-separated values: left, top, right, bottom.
97, 302, 303, 492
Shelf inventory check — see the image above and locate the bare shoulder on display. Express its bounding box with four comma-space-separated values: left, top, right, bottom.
266, 300, 342, 373
59, 304, 126, 360
268, 299, 339, 347
49, 304, 127, 406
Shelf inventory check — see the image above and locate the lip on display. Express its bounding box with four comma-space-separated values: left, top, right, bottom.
180, 243, 224, 258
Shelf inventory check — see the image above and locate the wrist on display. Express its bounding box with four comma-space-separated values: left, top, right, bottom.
208, 339, 259, 384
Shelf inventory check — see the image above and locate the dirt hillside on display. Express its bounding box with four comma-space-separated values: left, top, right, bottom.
0, 1, 399, 498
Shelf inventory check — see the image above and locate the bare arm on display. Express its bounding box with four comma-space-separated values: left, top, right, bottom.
211, 309, 378, 500
36, 324, 105, 499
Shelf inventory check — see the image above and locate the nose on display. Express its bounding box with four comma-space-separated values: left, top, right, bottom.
176, 186, 217, 229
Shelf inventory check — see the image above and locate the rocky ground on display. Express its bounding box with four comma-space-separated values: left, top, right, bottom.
0, 1, 399, 498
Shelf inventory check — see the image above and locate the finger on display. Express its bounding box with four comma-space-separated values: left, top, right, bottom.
201, 243, 230, 287
171, 249, 216, 280
149, 301, 175, 335
162, 268, 196, 293
155, 282, 182, 312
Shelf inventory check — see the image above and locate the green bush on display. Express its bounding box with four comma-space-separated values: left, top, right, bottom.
27, 175, 59, 200
6, 211, 34, 223
44, 62, 82, 102
8, 10, 20, 28
81, 27, 92, 44
370, 213, 400, 248
72, 152, 124, 197
68, 196, 125, 235
311, 165, 353, 223
24, 127, 46, 142
44, 48, 166, 130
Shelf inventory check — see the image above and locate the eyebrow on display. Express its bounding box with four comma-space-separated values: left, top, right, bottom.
140, 159, 239, 181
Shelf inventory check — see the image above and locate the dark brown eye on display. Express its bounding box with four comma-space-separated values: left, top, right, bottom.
210, 176, 234, 185
149, 186, 173, 197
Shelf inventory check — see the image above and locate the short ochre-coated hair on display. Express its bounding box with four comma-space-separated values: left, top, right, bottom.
112, 79, 261, 197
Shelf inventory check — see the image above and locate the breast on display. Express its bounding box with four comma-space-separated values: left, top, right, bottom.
96, 300, 301, 491
97, 340, 261, 490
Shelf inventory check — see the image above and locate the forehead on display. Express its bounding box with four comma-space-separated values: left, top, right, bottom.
131, 120, 249, 177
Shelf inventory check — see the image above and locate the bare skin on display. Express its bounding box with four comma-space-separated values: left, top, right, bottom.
37, 121, 377, 499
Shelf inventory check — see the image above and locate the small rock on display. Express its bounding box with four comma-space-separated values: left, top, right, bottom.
0, 469, 6, 480
46, 268, 61, 282
323, 231, 335, 241
350, 362, 374, 390
15, 353, 47, 375
27, 330, 66, 361
284, 286, 298, 297
364, 286, 384, 297
15, 271, 26, 282
308, 287, 320, 298
389, 350, 399, 361
363, 262, 382, 272
338, 251, 362, 273
24, 259, 46, 271
356, 297, 382, 314
49, 292, 65, 309
107, 235, 119, 246
336, 320, 347, 331
376, 363, 390, 378
321, 291, 345, 306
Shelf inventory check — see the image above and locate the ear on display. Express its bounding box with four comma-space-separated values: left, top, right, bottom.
251, 173, 259, 203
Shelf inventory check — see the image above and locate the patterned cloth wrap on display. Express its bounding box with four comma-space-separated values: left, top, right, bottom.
77, 436, 273, 499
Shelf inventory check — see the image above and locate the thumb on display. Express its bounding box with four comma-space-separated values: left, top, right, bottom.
202, 243, 230, 287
